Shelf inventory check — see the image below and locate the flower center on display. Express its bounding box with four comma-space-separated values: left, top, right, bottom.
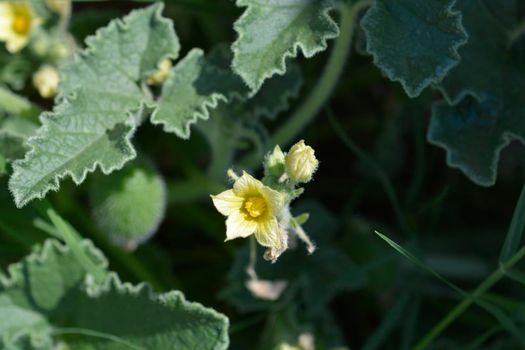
244, 196, 267, 218
12, 9, 31, 35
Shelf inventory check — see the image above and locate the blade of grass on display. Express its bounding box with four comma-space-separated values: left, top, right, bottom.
504, 268, 525, 286
500, 182, 525, 262
464, 326, 501, 350
375, 232, 525, 347
412, 243, 525, 349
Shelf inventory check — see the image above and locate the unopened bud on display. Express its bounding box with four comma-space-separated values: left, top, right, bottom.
46, 0, 71, 18
285, 140, 318, 183
264, 145, 285, 178
147, 58, 172, 85
33, 65, 59, 98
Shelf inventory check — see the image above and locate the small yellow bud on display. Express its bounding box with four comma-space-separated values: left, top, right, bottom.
285, 140, 318, 183
45, 0, 71, 18
147, 58, 172, 85
33, 65, 59, 98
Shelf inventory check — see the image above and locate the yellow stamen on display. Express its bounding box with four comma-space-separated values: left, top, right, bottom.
244, 196, 267, 218
11, 6, 31, 35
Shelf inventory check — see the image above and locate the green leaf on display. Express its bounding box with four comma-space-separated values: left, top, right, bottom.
429, 0, 525, 186
68, 274, 230, 350
231, 0, 338, 92
151, 48, 245, 139
9, 4, 180, 207
500, 182, 525, 262
0, 239, 107, 346
360, 0, 467, 97
238, 63, 302, 121
436, 0, 519, 104
0, 239, 230, 350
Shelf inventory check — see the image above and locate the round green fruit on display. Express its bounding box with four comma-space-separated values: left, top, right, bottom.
89, 159, 167, 250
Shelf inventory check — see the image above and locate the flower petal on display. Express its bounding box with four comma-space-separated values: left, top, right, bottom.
225, 212, 257, 241
233, 171, 262, 196
211, 189, 244, 216
254, 218, 285, 249
260, 185, 284, 215
0, 3, 13, 40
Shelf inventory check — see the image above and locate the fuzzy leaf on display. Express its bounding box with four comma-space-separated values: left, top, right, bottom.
239, 63, 302, 121
361, 0, 467, 97
9, 4, 180, 207
68, 274, 229, 350
0, 239, 107, 346
0, 239, 229, 349
151, 48, 245, 139
429, 0, 525, 186
231, 0, 338, 92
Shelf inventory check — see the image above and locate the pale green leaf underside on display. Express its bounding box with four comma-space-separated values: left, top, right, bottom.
232, 0, 339, 92
429, 0, 525, 186
0, 239, 229, 350
9, 4, 180, 207
151, 48, 246, 139
361, 0, 467, 97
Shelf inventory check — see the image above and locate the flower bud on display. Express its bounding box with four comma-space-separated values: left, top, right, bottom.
33, 65, 59, 98
45, 0, 71, 18
285, 140, 318, 183
264, 145, 285, 178
147, 58, 172, 85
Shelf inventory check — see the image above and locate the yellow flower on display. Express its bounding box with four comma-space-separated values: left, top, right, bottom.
0, 1, 40, 53
285, 140, 319, 183
211, 171, 286, 250
33, 65, 59, 98
147, 58, 172, 85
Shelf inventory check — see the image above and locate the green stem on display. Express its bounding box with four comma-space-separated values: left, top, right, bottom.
414, 244, 525, 350
270, 0, 370, 146
241, 0, 372, 169
0, 86, 41, 120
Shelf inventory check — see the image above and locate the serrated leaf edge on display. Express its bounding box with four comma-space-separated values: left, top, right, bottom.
361, 0, 468, 98
427, 97, 520, 187
8, 3, 179, 208
8, 110, 138, 208
150, 48, 245, 139
231, 0, 339, 92
0, 239, 108, 288
83, 273, 230, 350
61, 3, 179, 94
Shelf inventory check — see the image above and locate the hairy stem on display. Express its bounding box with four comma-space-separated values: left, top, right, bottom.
241, 0, 372, 169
